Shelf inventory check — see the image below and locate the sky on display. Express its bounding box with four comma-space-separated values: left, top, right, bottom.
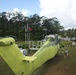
0, 0, 76, 29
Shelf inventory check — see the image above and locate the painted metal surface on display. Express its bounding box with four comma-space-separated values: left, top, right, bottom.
0, 37, 60, 75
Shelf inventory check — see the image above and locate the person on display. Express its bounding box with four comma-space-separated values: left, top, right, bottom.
60, 44, 69, 58
65, 49, 68, 56
72, 41, 75, 47
63, 46, 69, 58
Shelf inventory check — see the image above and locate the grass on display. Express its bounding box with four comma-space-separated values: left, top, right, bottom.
16, 41, 25, 45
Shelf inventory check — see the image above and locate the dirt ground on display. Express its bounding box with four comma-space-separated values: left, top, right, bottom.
34, 47, 76, 75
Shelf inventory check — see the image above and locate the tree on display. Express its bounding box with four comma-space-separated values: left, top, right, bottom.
0, 11, 64, 40
42, 17, 64, 35
29, 14, 43, 40
0, 12, 8, 36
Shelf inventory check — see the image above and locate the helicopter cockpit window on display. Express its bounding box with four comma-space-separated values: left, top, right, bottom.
49, 37, 55, 41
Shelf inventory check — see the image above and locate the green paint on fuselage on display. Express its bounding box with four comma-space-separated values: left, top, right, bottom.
0, 37, 59, 75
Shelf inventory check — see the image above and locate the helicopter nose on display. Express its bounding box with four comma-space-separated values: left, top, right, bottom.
0, 55, 15, 75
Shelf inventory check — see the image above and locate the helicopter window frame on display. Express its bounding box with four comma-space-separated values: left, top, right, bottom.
48, 37, 55, 41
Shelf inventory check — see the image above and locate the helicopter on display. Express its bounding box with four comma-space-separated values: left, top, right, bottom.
0, 34, 60, 75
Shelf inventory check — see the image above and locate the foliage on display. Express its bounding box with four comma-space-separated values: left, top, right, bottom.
59, 28, 76, 38
0, 12, 64, 40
